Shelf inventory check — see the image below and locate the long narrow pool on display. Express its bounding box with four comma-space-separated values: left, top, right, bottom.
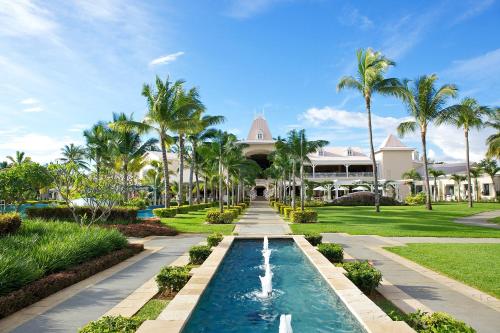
183, 239, 366, 332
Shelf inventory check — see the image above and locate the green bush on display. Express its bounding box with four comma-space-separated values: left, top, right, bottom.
406, 310, 476, 333
330, 192, 402, 206
153, 207, 177, 218
0, 219, 127, 296
79, 316, 143, 333
0, 213, 21, 236
317, 243, 343, 262
25, 206, 138, 224
405, 192, 427, 205
206, 210, 233, 224
304, 200, 326, 207
227, 208, 240, 219
155, 265, 191, 294
290, 209, 318, 223
124, 198, 147, 209
304, 232, 322, 246
207, 232, 224, 247
283, 207, 294, 218
176, 205, 192, 214
189, 245, 212, 264
342, 261, 382, 295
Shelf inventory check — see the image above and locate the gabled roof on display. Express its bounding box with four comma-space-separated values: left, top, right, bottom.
377, 134, 414, 152
247, 115, 273, 141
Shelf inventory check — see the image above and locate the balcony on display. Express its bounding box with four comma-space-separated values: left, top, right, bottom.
306, 172, 374, 179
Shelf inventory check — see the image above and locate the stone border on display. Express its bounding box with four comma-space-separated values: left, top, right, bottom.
293, 236, 415, 333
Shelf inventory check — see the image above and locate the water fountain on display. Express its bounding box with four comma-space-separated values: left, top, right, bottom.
279, 314, 293, 333
259, 236, 273, 297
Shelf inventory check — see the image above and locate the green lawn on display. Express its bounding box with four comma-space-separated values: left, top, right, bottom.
290, 203, 500, 237
385, 243, 500, 298
133, 299, 169, 321
489, 216, 500, 224
160, 209, 235, 234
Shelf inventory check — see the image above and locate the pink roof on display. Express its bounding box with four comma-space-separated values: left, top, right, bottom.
247, 115, 273, 141
379, 134, 410, 149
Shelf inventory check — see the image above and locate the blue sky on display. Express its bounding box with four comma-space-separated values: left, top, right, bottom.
0, 0, 499, 163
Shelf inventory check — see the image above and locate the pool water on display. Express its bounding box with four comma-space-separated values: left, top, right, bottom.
137, 205, 164, 219
183, 239, 366, 333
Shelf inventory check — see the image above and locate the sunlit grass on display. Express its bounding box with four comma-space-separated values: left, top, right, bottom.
160, 209, 235, 235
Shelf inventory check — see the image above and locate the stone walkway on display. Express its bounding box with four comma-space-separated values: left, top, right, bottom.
322, 233, 500, 333
454, 210, 500, 229
234, 201, 292, 235
2, 235, 203, 333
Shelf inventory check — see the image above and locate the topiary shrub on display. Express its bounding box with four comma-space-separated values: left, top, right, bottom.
304, 233, 322, 246
79, 315, 143, 333
189, 245, 212, 264
176, 205, 193, 214
405, 310, 476, 333
206, 210, 233, 224
290, 209, 318, 223
405, 192, 427, 205
342, 261, 382, 295
283, 207, 294, 218
25, 206, 139, 224
155, 265, 190, 294
207, 233, 224, 247
0, 213, 21, 236
226, 209, 240, 220
330, 192, 402, 206
153, 207, 177, 218
317, 243, 343, 263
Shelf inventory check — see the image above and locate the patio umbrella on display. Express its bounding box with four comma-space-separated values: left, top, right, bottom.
313, 186, 326, 191
352, 186, 368, 191
338, 186, 350, 191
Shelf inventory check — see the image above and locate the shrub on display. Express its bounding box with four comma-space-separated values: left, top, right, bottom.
283, 207, 294, 218
304, 200, 326, 207
330, 192, 402, 206
153, 207, 177, 218
317, 243, 343, 263
106, 223, 178, 237
405, 310, 475, 333
79, 315, 143, 333
206, 210, 233, 224
207, 233, 224, 247
25, 206, 138, 224
155, 266, 190, 294
124, 198, 147, 209
227, 208, 240, 220
342, 261, 382, 295
176, 205, 192, 214
405, 192, 427, 205
290, 209, 318, 223
304, 233, 322, 246
0, 213, 21, 236
189, 245, 212, 264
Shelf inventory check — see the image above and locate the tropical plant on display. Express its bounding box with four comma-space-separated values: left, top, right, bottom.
397, 74, 458, 210
485, 109, 500, 159
337, 48, 406, 212
478, 158, 500, 199
450, 174, 466, 202
437, 97, 492, 207
60, 143, 89, 170
428, 168, 445, 201
6, 151, 31, 166
402, 168, 422, 195
83, 121, 113, 177
469, 167, 482, 202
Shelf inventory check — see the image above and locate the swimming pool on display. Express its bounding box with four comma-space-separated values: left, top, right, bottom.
182, 238, 366, 332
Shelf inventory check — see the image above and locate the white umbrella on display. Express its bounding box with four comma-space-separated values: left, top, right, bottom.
338, 186, 349, 191
352, 186, 368, 191
313, 186, 327, 191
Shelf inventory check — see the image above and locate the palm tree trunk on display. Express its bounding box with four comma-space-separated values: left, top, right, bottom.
434, 177, 438, 202
300, 160, 305, 211
123, 162, 129, 202
421, 131, 433, 210
465, 130, 473, 208
291, 160, 296, 210
226, 174, 230, 207
188, 161, 194, 205
160, 134, 171, 208
366, 98, 380, 213
178, 134, 185, 206
231, 181, 235, 206
219, 161, 223, 213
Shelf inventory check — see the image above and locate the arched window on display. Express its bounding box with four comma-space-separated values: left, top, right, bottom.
257, 129, 264, 140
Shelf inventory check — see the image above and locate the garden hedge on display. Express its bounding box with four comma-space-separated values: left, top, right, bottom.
330, 192, 402, 206
207, 233, 224, 247
206, 210, 233, 224
189, 245, 212, 264
304, 233, 322, 246
79, 315, 142, 333
156, 265, 191, 295
318, 243, 343, 263
405, 310, 476, 333
342, 261, 382, 295
105, 222, 178, 237
0, 213, 21, 236
153, 207, 177, 218
290, 209, 318, 223
25, 206, 139, 224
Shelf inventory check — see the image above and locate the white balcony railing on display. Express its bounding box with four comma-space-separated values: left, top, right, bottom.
306, 172, 374, 179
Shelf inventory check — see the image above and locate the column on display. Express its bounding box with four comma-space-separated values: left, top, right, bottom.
312, 164, 316, 179
345, 164, 350, 178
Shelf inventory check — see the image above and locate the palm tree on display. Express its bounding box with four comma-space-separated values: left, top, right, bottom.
84, 121, 113, 177
111, 113, 158, 201
0, 161, 8, 169
6, 151, 31, 165
60, 143, 89, 170
337, 48, 406, 212
402, 168, 422, 195
397, 74, 458, 210
469, 167, 482, 202
478, 158, 500, 200
142, 160, 165, 206
279, 130, 300, 209
485, 109, 500, 159
450, 174, 466, 202
437, 97, 492, 207
428, 168, 445, 201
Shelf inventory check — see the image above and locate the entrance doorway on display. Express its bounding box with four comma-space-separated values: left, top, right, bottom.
255, 186, 265, 197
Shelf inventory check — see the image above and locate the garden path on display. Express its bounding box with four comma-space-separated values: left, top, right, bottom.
2, 234, 204, 333
453, 210, 500, 229
322, 233, 500, 333
234, 201, 292, 235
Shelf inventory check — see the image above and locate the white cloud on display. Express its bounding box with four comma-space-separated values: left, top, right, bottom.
149, 51, 185, 66
73, 0, 122, 21
68, 124, 88, 132
18, 96, 43, 112
338, 7, 373, 30
0, 0, 57, 38
20, 97, 39, 105
452, 0, 494, 25
22, 106, 43, 113
444, 48, 500, 81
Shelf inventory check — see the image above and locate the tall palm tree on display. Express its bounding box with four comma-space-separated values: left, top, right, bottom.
337, 48, 406, 212
402, 168, 422, 195
397, 74, 458, 210
60, 143, 89, 170
478, 158, 500, 200
84, 121, 113, 177
279, 130, 300, 209
485, 109, 500, 159
111, 113, 158, 201
428, 168, 445, 201
450, 174, 466, 202
437, 97, 492, 207
142, 160, 165, 206
469, 167, 482, 202
6, 151, 31, 165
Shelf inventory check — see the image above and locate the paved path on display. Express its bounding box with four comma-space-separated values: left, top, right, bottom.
7, 235, 204, 333
234, 201, 292, 235
322, 233, 500, 333
454, 210, 500, 229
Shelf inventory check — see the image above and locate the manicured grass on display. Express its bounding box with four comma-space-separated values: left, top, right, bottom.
133, 298, 169, 321
385, 243, 500, 298
489, 216, 500, 224
290, 202, 500, 237
160, 209, 235, 234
